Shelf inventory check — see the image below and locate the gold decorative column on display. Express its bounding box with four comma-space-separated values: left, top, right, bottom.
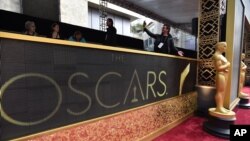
197, 0, 227, 115
245, 32, 250, 83
198, 0, 225, 86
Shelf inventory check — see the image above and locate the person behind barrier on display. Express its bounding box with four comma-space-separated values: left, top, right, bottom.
143, 21, 183, 56
51, 23, 60, 39
24, 21, 38, 36
104, 18, 117, 46
69, 31, 86, 43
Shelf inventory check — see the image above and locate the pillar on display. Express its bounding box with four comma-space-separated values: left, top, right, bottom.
198, 0, 224, 86
0, 0, 21, 13
197, 0, 227, 115
60, 0, 88, 27
225, 0, 245, 109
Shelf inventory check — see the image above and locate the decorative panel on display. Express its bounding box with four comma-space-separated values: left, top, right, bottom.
198, 0, 221, 86
23, 93, 197, 141
245, 33, 250, 77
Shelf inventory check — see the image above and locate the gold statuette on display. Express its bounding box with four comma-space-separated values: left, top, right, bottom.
209, 42, 235, 119
239, 53, 250, 99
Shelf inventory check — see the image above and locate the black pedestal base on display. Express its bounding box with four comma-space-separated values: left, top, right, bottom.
203, 115, 236, 139
196, 85, 216, 117
238, 98, 250, 108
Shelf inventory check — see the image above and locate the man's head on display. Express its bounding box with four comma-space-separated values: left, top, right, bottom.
162, 24, 170, 35
107, 18, 113, 27
25, 21, 36, 33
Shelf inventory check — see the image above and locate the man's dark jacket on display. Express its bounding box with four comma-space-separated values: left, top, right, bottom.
144, 28, 179, 55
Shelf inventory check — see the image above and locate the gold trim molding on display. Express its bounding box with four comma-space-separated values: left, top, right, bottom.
0, 32, 197, 61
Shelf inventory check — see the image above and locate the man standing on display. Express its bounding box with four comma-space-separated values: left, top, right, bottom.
104, 18, 117, 46
143, 21, 183, 56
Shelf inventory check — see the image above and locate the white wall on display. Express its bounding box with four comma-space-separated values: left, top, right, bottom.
88, 8, 100, 30
115, 16, 123, 35
0, 0, 21, 13
60, 0, 88, 27
88, 7, 132, 36
123, 19, 131, 36
88, 8, 92, 28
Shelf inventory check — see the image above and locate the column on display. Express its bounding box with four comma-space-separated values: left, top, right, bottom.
60, 0, 88, 27
0, 0, 22, 13
197, 0, 227, 115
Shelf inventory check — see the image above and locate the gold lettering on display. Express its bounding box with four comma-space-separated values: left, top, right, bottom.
95, 72, 121, 108
67, 72, 92, 116
123, 70, 145, 104
157, 71, 167, 97
0, 73, 62, 126
112, 54, 124, 63
146, 71, 157, 99
179, 63, 190, 95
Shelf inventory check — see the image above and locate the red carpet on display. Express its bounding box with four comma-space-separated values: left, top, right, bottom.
153, 117, 227, 141
241, 87, 250, 95
153, 87, 250, 141
235, 87, 250, 125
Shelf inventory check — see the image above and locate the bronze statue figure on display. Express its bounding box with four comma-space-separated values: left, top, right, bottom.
209, 42, 235, 118
239, 53, 249, 99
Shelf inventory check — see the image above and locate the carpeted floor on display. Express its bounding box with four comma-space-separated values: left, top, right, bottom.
153, 87, 250, 141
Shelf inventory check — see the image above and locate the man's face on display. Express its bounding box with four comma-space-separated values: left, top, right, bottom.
107, 20, 111, 26
162, 26, 169, 34
30, 23, 36, 32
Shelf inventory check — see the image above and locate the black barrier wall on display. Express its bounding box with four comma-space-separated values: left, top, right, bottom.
0, 34, 197, 140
